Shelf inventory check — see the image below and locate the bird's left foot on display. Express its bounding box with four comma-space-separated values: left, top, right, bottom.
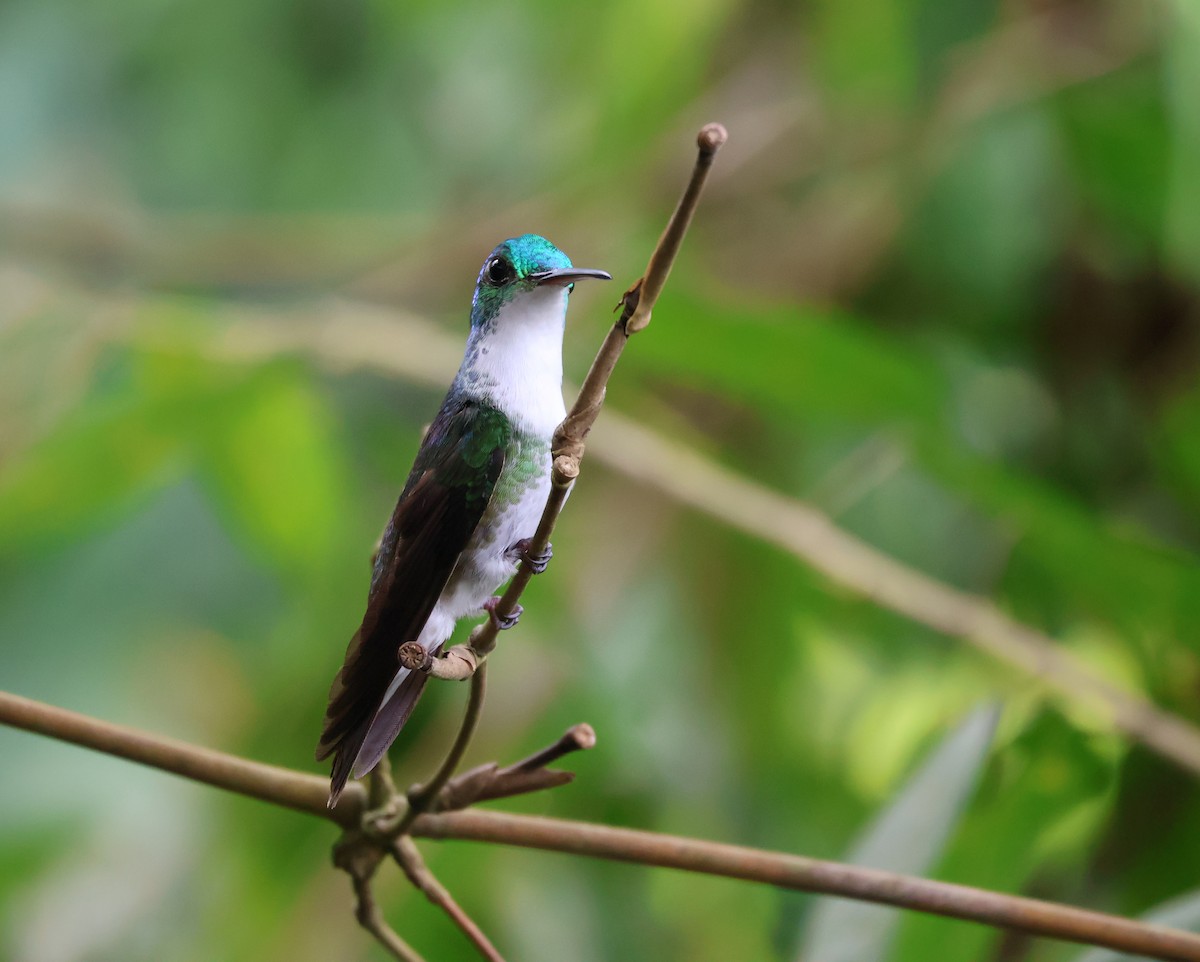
483, 595, 524, 631
511, 538, 553, 574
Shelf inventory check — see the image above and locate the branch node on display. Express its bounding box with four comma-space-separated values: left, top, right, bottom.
333, 830, 386, 881
430, 722, 596, 811
410, 644, 483, 681
553, 400, 602, 463
552, 454, 580, 484
398, 642, 431, 672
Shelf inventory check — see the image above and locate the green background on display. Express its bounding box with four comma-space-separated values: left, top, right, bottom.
2, 0, 1199, 959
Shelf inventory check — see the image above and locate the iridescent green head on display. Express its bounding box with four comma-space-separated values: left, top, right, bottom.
469, 234, 610, 330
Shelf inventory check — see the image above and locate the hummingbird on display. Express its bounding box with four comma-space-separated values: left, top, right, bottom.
316, 234, 611, 806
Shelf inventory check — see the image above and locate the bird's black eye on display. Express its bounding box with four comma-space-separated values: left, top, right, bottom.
485, 256, 514, 286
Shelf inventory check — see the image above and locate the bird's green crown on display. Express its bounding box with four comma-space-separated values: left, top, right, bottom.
469, 234, 573, 330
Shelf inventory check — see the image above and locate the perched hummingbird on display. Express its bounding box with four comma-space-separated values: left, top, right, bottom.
316, 234, 610, 806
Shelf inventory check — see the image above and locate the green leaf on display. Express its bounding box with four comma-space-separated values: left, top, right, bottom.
797, 704, 1000, 962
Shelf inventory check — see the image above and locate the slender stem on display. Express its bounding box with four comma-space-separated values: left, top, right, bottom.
402, 124, 729, 849
0, 689, 363, 827
433, 722, 594, 811
5, 688, 1200, 962
350, 871, 427, 962
498, 723, 596, 774
468, 123, 728, 657
624, 122, 727, 334
392, 837, 506, 962
412, 810, 1200, 962
393, 665, 489, 835
369, 755, 399, 808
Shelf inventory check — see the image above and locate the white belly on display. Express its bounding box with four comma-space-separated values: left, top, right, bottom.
438, 462, 553, 623
376, 447, 553, 709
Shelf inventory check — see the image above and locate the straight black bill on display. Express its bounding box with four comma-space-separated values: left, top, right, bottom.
530, 267, 612, 287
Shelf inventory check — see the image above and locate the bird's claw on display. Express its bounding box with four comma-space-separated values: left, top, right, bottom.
512, 538, 553, 575
483, 595, 523, 631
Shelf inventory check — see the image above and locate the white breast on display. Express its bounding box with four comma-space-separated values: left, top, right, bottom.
465, 285, 568, 436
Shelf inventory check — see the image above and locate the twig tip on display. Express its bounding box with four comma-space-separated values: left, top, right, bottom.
697, 123, 728, 155
568, 723, 597, 751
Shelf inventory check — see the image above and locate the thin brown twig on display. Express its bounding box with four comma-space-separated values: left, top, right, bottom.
389, 664, 489, 837
4, 689, 1200, 962
391, 836, 506, 962
0, 689, 362, 827
496, 722, 597, 775
333, 813, 424, 962
352, 722, 592, 957
412, 810, 1200, 962
412, 722, 595, 814
369, 754, 400, 810
374, 124, 728, 884
348, 867, 426, 962
462, 122, 728, 663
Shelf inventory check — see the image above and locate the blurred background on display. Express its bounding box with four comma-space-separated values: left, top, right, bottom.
2, 0, 1200, 959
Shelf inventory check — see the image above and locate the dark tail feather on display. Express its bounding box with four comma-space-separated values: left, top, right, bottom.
326, 729, 365, 808
325, 666, 433, 808
353, 669, 431, 778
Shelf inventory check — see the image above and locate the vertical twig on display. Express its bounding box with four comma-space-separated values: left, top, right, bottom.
467, 122, 729, 659
5, 690, 1200, 960
349, 871, 427, 962
398, 122, 728, 837
336, 828, 425, 962
392, 836, 507, 962
391, 664, 489, 836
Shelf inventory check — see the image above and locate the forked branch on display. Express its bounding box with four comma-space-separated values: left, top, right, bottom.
344, 122, 727, 958
4, 690, 1200, 961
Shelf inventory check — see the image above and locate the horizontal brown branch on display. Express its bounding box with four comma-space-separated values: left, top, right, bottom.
0, 689, 363, 828
412, 809, 1200, 962
3, 689, 1198, 961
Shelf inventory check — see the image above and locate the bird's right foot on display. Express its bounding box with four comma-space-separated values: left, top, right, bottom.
483, 596, 523, 631
511, 537, 553, 574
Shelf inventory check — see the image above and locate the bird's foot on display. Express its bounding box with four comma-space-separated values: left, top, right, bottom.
483, 595, 523, 631
511, 538, 553, 574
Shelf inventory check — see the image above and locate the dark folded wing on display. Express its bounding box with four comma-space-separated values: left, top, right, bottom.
315, 396, 510, 770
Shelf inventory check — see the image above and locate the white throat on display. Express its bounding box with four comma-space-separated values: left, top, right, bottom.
460, 285, 568, 436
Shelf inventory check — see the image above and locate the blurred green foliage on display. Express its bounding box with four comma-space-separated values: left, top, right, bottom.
2, 0, 1199, 959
